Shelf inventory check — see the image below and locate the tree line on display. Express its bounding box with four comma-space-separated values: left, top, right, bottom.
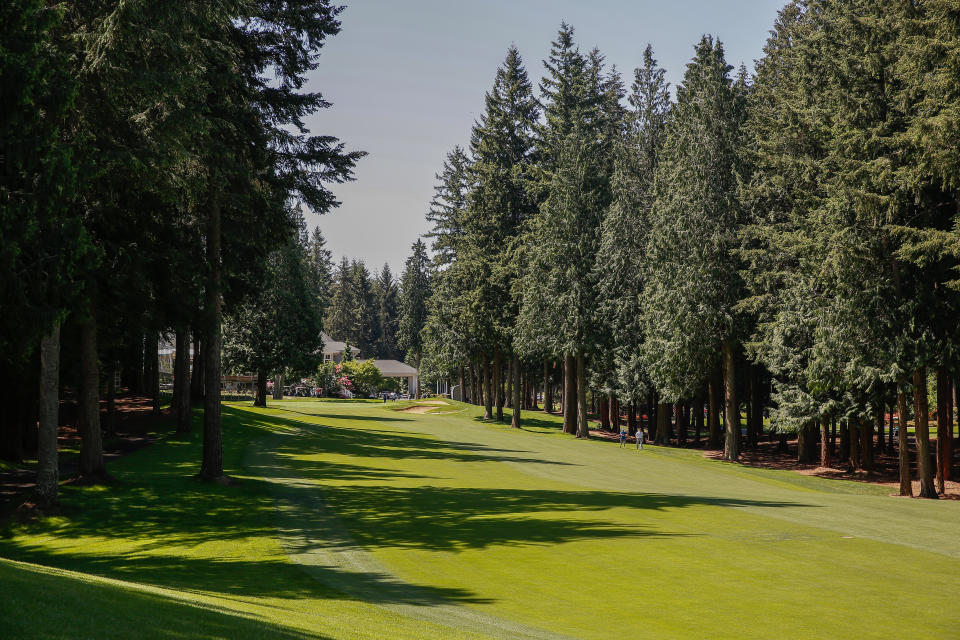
418, 2, 960, 499
1, 0, 362, 501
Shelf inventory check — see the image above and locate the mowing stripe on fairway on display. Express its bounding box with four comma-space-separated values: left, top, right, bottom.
247, 426, 575, 640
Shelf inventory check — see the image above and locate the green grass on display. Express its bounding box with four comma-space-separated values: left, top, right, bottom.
1, 399, 958, 639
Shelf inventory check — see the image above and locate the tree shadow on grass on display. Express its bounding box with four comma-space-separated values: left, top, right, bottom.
1, 559, 324, 640
290, 485, 814, 552
232, 407, 573, 467
1, 545, 488, 606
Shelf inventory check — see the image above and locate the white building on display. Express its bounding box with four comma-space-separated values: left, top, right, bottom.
321, 332, 360, 363
373, 359, 418, 396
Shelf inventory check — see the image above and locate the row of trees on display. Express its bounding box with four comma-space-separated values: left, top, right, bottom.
419, 2, 960, 499
1, 1, 361, 501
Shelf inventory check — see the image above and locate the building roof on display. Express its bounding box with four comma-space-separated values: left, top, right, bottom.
321, 332, 359, 357
373, 359, 418, 377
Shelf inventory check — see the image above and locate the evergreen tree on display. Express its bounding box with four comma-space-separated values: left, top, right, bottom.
306, 226, 334, 319
640, 36, 745, 459
595, 45, 670, 407
398, 239, 432, 371
425, 146, 472, 269
326, 258, 356, 342
223, 226, 323, 407
461, 45, 540, 424
350, 260, 377, 356
373, 264, 400, 358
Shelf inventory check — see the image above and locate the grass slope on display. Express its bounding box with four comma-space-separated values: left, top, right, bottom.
2, 398, 958, 639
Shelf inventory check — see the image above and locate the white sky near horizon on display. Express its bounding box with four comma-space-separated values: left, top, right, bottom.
301, 0, 785, 275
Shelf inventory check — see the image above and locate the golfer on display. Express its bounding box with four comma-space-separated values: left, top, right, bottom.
619, 428, 627, 448
636, 428, 644, 450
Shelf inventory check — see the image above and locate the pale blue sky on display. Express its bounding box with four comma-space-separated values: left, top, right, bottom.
303, 0, 784, 273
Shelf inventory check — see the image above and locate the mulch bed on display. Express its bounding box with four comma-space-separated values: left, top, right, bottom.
703, 437, 960, 500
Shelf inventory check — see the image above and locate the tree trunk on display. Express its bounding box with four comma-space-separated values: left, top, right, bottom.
722, 340, 739, 462
190, 334, 203, 403
511, 355, 522, 428
849, 417, 861, 471
544, 359, 552, 414
105, 361, 117, 436
913, 368, 937, 498
675, 402, 686, 447
708, 374, 721, 449
78, 308, 105, 478
656, 402, 670, 444
611, 396, 620, 431
897, 388, 913, 497
200, 197, 224, 481
798, 426, 812, 464
576, 351, 589, 438
254, 371, 268, 407
174, 330, 191, 433
750, 369, 763, 447
564, 354, 577, 434
936, 367, 951, 493
839, 421, 850, 462
693, 398, 703, 445
37, 322, 61, 504
743, 372, 753, 450
830, 417, 837, 456
599, 394, 610, 431
494, 348, 504, 421
458, 367, 465, 404
530, 372, 539, 411
820, 419, 831, 468
273, 374, 283, 400
627, 401, 637, 435
888, 404, 895, 451
862, 414, 875, 471
876, 403, 885, 454
481, 358, 492, 419
142, 333, 158, 414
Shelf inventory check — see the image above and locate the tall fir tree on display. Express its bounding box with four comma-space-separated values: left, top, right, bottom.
398, 239, 432, 373
640, 36, 745, 459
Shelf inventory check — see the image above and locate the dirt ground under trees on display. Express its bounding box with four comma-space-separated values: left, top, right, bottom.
0, 396, 168, 519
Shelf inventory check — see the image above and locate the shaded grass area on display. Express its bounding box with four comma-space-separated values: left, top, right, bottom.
0, 558, 320, 640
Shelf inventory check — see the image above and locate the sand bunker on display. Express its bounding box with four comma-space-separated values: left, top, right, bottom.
395, 400, 450, 414
396, 405, 436, 414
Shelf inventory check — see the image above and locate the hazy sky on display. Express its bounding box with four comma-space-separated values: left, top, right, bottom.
302, 0, 785, 274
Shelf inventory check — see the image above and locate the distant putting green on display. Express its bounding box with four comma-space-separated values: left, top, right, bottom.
2, 399, 958, 639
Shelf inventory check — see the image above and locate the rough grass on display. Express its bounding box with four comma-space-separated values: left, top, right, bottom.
1, 398, 958, 639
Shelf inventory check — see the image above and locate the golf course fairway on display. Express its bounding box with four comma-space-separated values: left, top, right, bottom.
2, 398, 957, 639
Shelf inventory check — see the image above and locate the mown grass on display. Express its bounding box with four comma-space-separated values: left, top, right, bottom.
1, 398, 958, 639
